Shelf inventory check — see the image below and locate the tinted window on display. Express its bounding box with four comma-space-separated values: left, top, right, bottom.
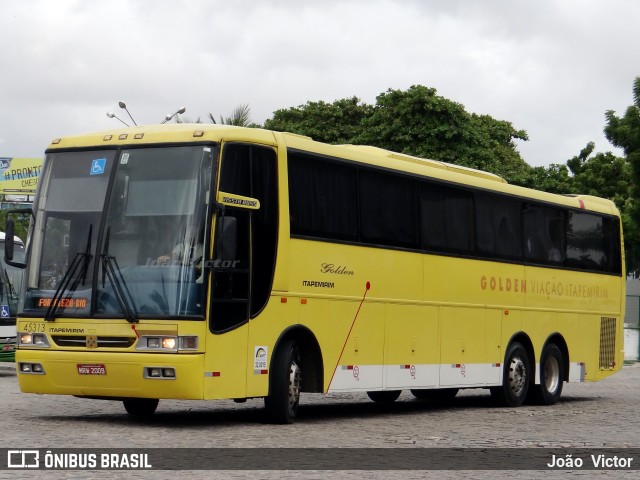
420, 183, 474, 253
523, 204, 565, 264
288, 152, 358, 241
566, 211, 620, 273
602, 217, 622, 274
475, 194, 522, 259
359, 170, 419, 248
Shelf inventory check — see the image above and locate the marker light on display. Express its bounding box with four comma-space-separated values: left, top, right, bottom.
179, 336, 198, 350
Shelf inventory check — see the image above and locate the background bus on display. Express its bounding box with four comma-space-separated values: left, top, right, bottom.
10, 124, 625, 423
0, 232, 25, 362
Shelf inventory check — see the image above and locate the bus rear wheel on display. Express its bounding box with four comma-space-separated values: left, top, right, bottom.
531, 343, 564, 405
123, 398, 159, 417
491, 342, 530, 407
265, 340, 302, 424
367, 390, 401, 403
411, 388, 459, 403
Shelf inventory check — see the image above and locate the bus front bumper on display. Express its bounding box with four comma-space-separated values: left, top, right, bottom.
16, 350, 205, 400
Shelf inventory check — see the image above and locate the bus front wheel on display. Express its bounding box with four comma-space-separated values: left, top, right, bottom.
491, 342, 530, 407
123, 398, 159, 417
265, 340, 302, 424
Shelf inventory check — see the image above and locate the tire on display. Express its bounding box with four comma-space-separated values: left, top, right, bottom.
411, 388, 459, 403
123, 398, 159, 417
491, 342, 530, 407
265, 340, 302, 424
367, 390, 401, 403
531, 343, 564, 405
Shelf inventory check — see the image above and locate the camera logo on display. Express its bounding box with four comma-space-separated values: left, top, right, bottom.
8, 450, 40, 468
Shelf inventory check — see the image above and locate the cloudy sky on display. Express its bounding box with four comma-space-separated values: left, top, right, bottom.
1, 0, 638, 167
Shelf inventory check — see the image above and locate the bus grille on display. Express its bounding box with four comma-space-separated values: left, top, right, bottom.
599, 317, 616, 369
51, 336, 136, 349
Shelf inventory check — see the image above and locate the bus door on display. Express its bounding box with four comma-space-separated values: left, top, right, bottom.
206, 142, 278, 399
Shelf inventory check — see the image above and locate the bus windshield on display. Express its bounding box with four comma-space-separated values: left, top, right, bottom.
23, 145, 214, 319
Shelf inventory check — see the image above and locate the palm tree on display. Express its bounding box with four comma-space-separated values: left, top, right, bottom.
175, 104, 255, 127
208, 104, 253, 126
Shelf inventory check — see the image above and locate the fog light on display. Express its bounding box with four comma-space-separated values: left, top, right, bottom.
19, 362, 45, 374
145, 367, 176, 379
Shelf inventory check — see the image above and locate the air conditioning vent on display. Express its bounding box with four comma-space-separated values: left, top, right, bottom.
599, 317, 616, 369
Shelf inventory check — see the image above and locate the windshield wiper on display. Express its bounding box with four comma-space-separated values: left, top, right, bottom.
4, 268, 17, 300
100, 228, 138, 324
45, 225, 93, 322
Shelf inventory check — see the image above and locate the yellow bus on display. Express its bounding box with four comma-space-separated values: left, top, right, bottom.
8, 124, 625, 423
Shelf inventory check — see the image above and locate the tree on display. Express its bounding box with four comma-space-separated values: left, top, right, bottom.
177, 104, 258, 127
264, 85, 530, 184
264, 97, 372, 144
209, 104, 256, 127
567, 142, 631, 208
519, 163, 574, 194
604, 76, 640, 274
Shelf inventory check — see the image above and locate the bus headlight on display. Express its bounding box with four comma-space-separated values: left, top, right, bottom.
136, 336, 198, 352
19, 332, 50, 347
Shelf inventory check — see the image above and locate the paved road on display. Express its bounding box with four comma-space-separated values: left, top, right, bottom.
0, 362, 638, 479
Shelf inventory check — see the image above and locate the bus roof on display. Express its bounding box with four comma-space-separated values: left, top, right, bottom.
46, 124, 620, 217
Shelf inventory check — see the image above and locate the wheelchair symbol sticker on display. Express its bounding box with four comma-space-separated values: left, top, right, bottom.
1, 305, 9, 318
90, 158, 106, 175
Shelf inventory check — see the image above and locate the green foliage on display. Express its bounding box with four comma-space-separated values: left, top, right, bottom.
264, 85, 530, 184
264, 80, 640, 274
568, 146, 631, 209
209, 104, 256, 127
519, 163, 574, 194
603, 76, 640, 275
177, 104, 259, 127
265, 97, 372, 144
0, 208, 30, 243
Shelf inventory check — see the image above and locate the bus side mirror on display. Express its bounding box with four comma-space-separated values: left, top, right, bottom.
4, 209, 29, 269
5, 219, 15, 261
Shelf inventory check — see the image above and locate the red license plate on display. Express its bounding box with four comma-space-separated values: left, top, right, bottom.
77, 364, 106, 375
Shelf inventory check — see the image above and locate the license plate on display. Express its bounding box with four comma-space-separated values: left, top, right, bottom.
77, 364, 106, 375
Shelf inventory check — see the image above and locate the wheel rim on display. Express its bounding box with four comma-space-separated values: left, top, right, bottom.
543, 355, 560, 394
288, 360, 301, 415
508, 356, 527, 397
